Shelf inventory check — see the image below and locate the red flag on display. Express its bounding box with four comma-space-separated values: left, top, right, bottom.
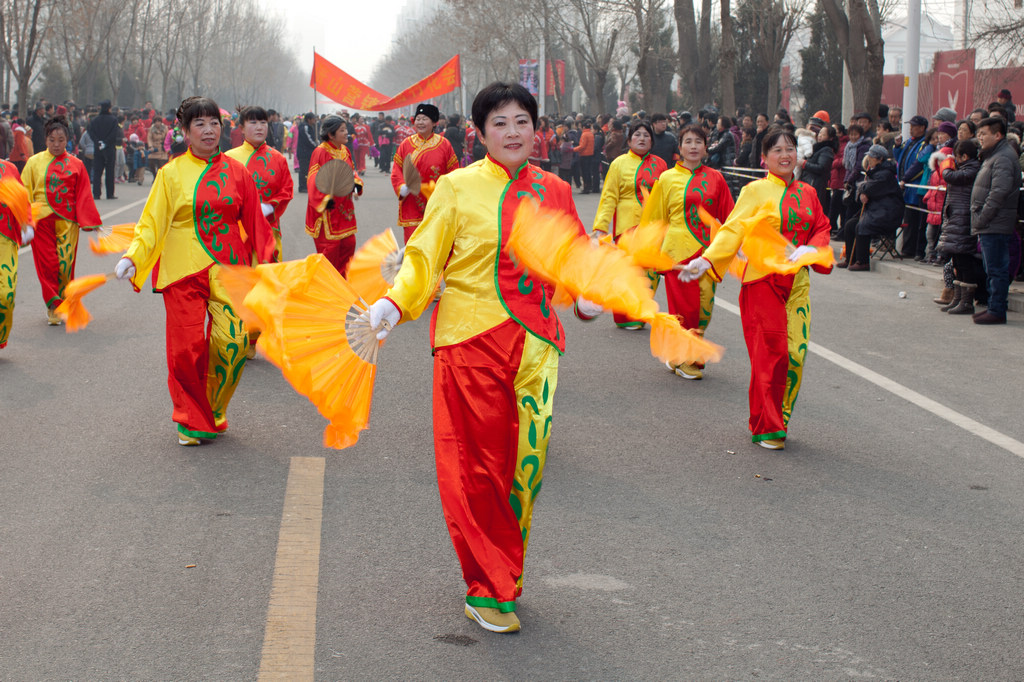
311, 53, 461, 111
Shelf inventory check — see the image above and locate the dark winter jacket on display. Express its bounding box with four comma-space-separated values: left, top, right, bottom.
856, 159, 904, 236
937, 158, 981, 255
707, 129, 734, 168
971, 138, 1022, 235
801, 141, 835, 197
843, 136, 871, 186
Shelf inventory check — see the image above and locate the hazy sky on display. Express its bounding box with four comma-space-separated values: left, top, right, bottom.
277, 2, 400, 85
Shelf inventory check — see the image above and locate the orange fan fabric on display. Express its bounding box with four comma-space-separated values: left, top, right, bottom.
509, 202, 723, 366
216, 265, 265, 331
228, 254, 380, 449
347, 228, 401, 304
739, 208, 835, 275
55, 273, 111, 332
88, 223, 137, 255
615, 220, 675, 271
0, 176, 34, 227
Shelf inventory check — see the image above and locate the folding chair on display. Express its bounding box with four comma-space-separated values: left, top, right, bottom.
873, 225, 903, 261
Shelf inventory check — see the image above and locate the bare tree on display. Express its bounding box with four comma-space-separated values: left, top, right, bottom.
738, 0, 806, 112
819, 0, 885, 115
550, 0, 621, 112
0, 0, 54, 116
719, 0, 737, 117
674, 0, 715, 109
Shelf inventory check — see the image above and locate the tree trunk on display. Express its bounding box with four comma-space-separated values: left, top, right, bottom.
719, 0, 736, 117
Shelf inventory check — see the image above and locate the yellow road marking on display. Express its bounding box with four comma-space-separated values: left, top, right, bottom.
258, 456, 326, 681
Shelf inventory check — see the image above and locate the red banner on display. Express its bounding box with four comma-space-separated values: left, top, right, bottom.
311, 53, 461, 111
933, 49, 975, 120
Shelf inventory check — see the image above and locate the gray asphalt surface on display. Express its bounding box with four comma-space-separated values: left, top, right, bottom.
1, 163, 1023, 680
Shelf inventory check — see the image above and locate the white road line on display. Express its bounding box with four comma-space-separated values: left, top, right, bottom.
17, 197, 147, 255
715, 299, 1024, 459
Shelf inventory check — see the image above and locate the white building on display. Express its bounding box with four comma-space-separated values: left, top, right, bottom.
882, 12, 955, 75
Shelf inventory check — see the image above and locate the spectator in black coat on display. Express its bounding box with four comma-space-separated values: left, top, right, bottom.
26, 102, 46, 156
87, 100, 122, 200
801, 125, 837, 211
444, 114, 465, 161
296, 112, 318, 193
846, 145, 903, 270
937, 139, 984, 313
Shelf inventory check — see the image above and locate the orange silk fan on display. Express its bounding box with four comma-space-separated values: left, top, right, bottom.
347, 228, 402, 304
55, 273, 112, 332
88, 223, 137, 255
0, 175, 35, 227
218, 254, 380, 449
739, 208, 835, 275
615, 220, 675, 271
509, 202, 723, 366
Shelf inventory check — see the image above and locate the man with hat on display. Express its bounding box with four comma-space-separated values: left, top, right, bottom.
894, 114, 929, 258
391, 103, 459, 243
932, 107, 957, 127
996, 89, 1016, 123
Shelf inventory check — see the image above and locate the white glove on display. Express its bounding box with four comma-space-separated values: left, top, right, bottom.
576, 296, 604, 318
399, 184, 410, 198
368, 298, 401, 341
115, 256, 136, 281
678, 257, 711, 283
20, 225, 33, 244
788, 245, 818, 262
260, 202, 274, 217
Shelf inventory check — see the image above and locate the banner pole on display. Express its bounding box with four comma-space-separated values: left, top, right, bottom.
313, 47, 319, 139
460, 57, 467, 117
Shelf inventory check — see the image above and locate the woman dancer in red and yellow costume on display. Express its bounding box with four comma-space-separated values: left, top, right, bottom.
369, 83, 602, 634
390, 103, 458, 243
645, 123, 734, 379
305, 115, 362, 276
0, 159, 34, 348
681, 127, 832, 449
592, 119, 667, 330
115, 97, 276, 446
22, 116, 101, 325
225, 105, 293, 260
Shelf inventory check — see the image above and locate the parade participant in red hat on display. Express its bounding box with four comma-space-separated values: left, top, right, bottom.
390, 102, 458, 243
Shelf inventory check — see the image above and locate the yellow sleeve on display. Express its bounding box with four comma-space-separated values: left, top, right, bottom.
125, 168, 174, 290
385, 174, 458, 322
592, 160, 622, 234
702, 182, 763, 282
640, 175, 666, 226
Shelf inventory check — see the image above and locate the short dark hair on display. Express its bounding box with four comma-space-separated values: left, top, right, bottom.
979, 117, 1007, 137
471, 81, 537, 134
237, 105, 268, 123
847, 124, 864, 137
627, 120, 654, 142
957, 119, 977, 136
954, 138, 979, 159
677, 122, 707, 144
177, 96, 221, 129
761, 125, 797, 156
651, 112, 668, 123
44, 115, 70, 139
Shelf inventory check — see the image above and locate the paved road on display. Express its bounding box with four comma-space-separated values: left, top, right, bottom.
2, 164, 1023, 680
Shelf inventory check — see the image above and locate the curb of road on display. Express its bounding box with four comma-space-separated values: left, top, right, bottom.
832, 242, 1024, 313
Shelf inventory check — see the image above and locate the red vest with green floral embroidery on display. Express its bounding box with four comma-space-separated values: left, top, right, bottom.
45, 154, 79, 222
194, 154, 250, 266
779, 179, 816, 246
496, 162, 580, 353
634, 153, 666, 203
0, 160, 20, 244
